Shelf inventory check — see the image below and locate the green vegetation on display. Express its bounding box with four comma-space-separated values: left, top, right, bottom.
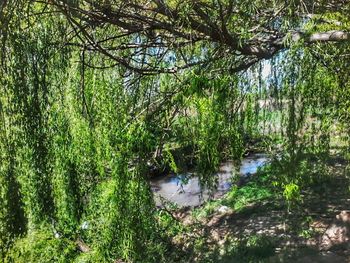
160, 153, 349, 262
0, 1, 349, 262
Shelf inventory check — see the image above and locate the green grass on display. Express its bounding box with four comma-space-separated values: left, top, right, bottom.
192, 168, 277, 220
223, 183, 273, 212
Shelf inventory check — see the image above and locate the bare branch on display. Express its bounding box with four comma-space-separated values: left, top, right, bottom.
36, 0, 350, 75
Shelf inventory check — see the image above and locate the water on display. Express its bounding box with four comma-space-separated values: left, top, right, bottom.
150, 153, 268, 207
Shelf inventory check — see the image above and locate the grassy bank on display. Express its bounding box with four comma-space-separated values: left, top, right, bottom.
157, 152, 350, 262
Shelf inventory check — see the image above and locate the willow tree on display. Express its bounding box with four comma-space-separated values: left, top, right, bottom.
32, 0, 349, 73
0, 2, 160, 262
0, 0, 349, 262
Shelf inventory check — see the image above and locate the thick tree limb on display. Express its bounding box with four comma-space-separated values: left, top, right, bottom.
37, 0, 350, 74
305, 30, 349, 43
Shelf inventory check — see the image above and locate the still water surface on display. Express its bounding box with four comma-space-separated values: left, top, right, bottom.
150, 153, 268, 207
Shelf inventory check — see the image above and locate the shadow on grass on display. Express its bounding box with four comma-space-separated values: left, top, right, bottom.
164, 153, 350, 262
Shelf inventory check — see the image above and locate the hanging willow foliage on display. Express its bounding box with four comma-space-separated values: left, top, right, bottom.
0, 3, 160, 262
1, 2, 70, 251
0, 1, 349, 262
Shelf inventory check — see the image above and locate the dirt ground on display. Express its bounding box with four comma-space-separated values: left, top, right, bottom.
172, 160, 350, 262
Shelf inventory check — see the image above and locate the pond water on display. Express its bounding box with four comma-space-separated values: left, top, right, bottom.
150, 153, 268, 207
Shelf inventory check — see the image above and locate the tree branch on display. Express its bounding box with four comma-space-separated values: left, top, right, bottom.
39, 0, 350, 75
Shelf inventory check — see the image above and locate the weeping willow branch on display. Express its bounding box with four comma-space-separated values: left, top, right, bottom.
32, 0, 350, 75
